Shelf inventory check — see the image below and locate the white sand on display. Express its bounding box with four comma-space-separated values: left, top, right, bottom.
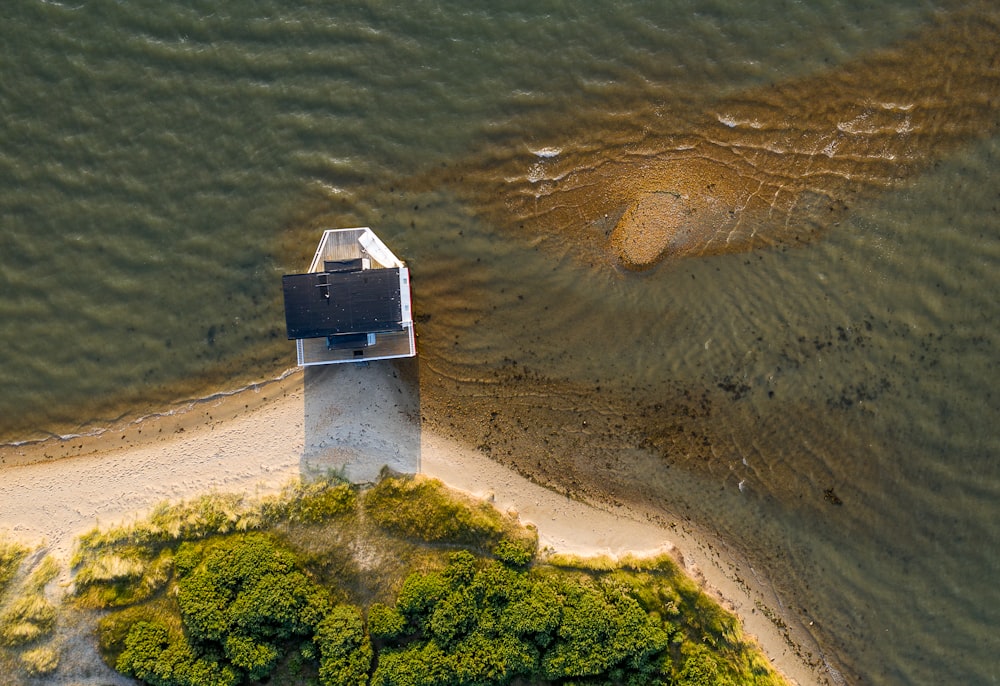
0, 362, 829, 685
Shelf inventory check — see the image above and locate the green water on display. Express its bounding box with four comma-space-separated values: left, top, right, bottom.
2, 1, 998, 684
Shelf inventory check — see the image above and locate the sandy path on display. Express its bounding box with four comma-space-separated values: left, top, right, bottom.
0, 363, 826, 685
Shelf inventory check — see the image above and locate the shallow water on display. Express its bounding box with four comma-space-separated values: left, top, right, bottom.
1, 1, 998, 683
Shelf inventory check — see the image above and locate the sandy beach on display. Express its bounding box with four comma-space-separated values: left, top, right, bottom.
0, 362, 830, 685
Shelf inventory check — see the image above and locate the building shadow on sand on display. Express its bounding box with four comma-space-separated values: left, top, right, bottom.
300, 358, 421, 483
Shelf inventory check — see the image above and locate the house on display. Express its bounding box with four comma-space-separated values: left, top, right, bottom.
282, 228, 416, 365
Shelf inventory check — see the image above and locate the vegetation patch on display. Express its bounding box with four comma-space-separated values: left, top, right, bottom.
98, 597, 184, 670
0, 549, 61, 682
0, 555, 59, 648
0, 538, 29, 601
369, 550, 783, 685
73, 479, 356, 609
114, 533, 344, 685
19, 645, 59, 677
73, 474, 786, 686
74, 479, 355, 562
364, 473, 537, 558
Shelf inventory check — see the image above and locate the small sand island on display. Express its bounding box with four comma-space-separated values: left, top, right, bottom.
0, 230, 830, 685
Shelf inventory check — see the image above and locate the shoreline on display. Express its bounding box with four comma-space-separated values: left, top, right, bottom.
0, 367, 304, 471
0, 363, 831, 685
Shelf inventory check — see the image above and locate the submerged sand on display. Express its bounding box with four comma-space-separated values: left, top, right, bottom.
0, 362, 830, 685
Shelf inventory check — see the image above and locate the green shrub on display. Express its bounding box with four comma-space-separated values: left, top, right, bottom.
81, 475, 786, 686
443, 550, 478, 586
98, 599, 182, 669
368, 602, 407, 640
373, 551, 673, 686
396, 570, 449, 628
428, 587, 477, 647
539, 575, 668, 682
547, 555, 786, 686
116, 620, 170, 679
365, 548, 779, 686
492, 537, 535, 567
224, 634, 279, 680
678, 642, 731, 686
371, 641, 450, 686
314, 604, 372, 686
107, 533, 337, 686
488, 575, 561, 646
116, 620, 241, 686
176, 534, 330, 645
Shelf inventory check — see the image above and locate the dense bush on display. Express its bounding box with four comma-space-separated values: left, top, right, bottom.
117, 621, 240, 686
370, 550, 784, 686
98, 601, 182, 670
367, 602, 407, 640
372, 551, 671, 686
491, 537, 535, 567
314, 605, 372, 686
116, 533, 335, 685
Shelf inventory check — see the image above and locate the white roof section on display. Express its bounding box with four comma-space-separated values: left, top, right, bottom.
307, 227, 405, 272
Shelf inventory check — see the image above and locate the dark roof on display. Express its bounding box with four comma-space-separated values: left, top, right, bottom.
282, 268, 404, 340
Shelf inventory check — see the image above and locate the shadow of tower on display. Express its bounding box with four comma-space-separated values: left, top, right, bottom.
300, 357, 421, 483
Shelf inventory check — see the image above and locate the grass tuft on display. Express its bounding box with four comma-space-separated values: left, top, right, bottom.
0, 554, 60, 648
75, 548, 174, 609
364, 474, 510, 549
0, 538, 29, 601
0, 595, 56, 647
75, 553, 146, 585
544, 552, 619, 571
276, 478, 357, 524
20, 645, 60, 676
